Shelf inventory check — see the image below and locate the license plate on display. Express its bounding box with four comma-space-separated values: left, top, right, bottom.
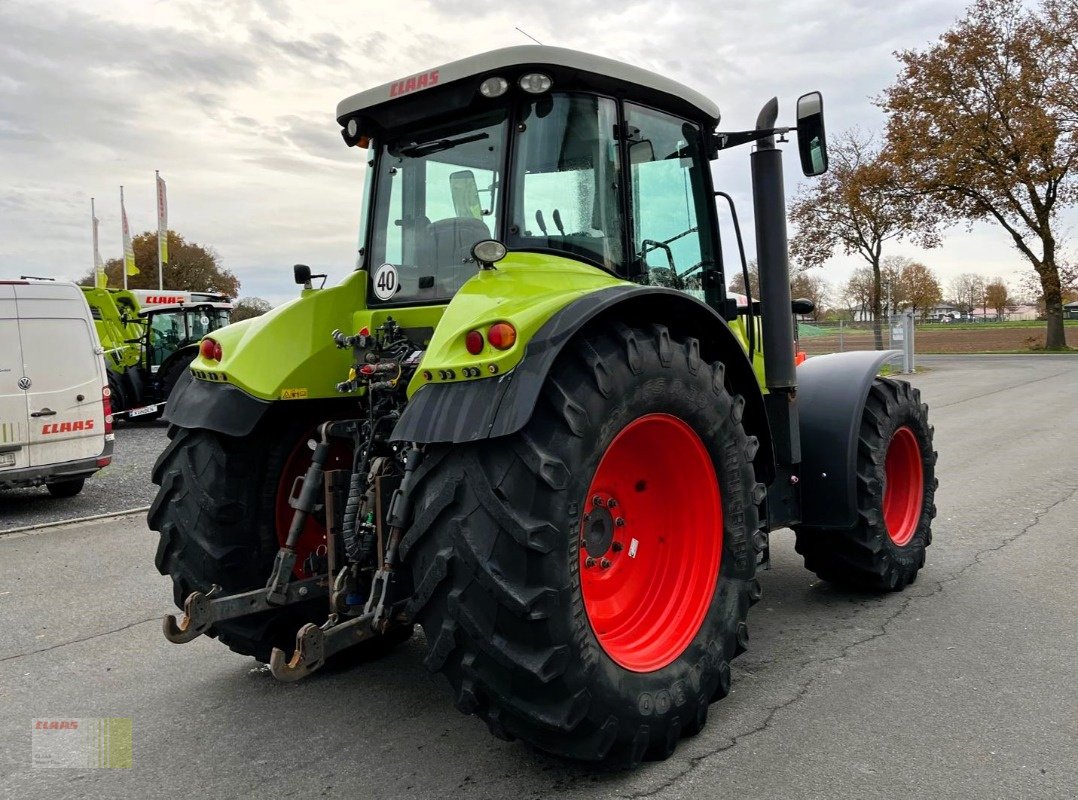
127, 404, 159, 418
0, 452, 15, 468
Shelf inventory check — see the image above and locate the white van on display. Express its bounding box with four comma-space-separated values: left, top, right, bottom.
0, 279, 113, 497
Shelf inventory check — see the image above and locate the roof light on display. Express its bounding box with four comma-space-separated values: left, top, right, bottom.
519, 73, 552, 94
480, 76, 509, 98
488, 322, 517, 350
465, 330, 484, 355
346, 119, 359, 137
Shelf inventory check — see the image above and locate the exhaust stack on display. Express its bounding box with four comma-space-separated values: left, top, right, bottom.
750, 98, 797, 392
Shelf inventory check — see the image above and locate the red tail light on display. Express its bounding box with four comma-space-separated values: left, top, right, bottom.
200, 338, 222, 362
487, 322, 517, 350
102, 386, 113, 434
465, 329, 484, 355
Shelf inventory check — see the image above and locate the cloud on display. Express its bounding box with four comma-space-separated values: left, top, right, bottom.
0, 0, 1068, 302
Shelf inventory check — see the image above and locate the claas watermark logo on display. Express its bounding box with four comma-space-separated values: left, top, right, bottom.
31, 718, 132, 769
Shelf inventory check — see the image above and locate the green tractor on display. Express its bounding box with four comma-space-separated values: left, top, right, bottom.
150, 46, 937, 765
82, 287, 232, 418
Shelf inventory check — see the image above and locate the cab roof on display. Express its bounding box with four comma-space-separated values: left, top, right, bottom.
336, 46, 720, 137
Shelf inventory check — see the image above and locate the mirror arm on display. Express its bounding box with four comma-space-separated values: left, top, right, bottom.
714, 126, 793, 152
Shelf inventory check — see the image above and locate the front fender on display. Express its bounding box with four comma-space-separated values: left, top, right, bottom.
796, 350, 902, 529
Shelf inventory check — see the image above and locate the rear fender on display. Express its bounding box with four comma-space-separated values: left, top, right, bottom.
796, 350, 902, 528
391, 286, 775, 484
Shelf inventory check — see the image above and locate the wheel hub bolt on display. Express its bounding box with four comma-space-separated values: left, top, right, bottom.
592, 495, 604, 507
584, 556, 597, 568
614, 517, 625, 527
611, 541, 624, 552
600, 558, 612, 569
608, 498, 618, 509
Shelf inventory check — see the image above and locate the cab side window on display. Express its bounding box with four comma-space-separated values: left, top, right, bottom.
625, 104, 711, 298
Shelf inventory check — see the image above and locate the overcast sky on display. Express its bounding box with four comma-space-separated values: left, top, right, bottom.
0, 0, 1066, 304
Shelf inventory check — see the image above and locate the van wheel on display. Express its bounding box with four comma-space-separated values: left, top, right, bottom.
46, 479, 85, 498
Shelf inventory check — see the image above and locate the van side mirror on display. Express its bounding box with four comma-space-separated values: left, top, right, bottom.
795, 92, 828, 177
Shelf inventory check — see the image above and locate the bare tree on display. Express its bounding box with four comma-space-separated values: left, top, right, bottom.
843, 267, 876, 321
948, 273, 986, 315
790, 129, 938, 347
790, 271, 830, 321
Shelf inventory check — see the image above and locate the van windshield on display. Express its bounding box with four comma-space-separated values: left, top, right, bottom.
367, 109, 508, 305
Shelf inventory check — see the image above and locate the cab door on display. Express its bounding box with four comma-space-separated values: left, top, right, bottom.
15, 284, 106, 467
0, 283, 30, 474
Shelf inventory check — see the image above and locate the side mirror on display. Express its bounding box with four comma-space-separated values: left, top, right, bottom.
791, 298, 816, 316
795, 91, 828, 177
293, 264, 312, 286
450, 170, 483, 219
628, 138, 655, 165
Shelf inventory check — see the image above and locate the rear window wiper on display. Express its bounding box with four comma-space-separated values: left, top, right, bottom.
398, 132, 489, 158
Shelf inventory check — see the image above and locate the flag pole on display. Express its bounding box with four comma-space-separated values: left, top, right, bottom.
155, 170, 163, 291
120, 185, 127, 291
91, 196, 96, 274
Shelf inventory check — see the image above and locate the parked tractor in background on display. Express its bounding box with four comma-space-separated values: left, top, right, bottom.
81, 287, 232, 418
149, 47, 938, 766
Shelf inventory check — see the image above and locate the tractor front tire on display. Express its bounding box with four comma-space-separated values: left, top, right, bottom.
794, 377, 937, 591
402, 323, 763, 764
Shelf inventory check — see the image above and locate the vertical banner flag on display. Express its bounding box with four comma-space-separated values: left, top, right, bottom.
156, 172, 168, 265
120, 186, 138, 278
91, 198, 107, 288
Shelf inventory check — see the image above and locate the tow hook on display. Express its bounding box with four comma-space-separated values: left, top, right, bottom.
269, 612, 381, 682
162, 577, 328, 644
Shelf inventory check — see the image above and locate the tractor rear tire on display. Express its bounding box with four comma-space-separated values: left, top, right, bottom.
402, 323, 763, 764
149, 422, 411, 663
793, 377, 937, 591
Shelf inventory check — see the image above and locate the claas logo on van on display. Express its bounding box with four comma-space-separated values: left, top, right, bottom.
41, 420, 95, 435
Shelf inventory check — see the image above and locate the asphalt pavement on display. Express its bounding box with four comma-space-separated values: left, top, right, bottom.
0, 420, 168, 532
1, 355, 1076, 799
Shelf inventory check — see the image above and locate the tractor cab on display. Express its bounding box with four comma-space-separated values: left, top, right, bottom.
141, 302, 232, 372
337, 46, 727, 310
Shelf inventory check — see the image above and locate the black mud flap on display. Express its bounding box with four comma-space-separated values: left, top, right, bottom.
164, 369, 271, 438
796, 350, 902, 529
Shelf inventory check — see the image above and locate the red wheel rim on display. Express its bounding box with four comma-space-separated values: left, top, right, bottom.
883, 426, 924, 546
579, 414, 722, 673
275, 432, 352, 578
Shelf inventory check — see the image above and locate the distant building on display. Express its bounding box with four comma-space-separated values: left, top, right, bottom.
1007, 303, 1040, 321
1065, 300, 1078, 320
926, 304, 961, 322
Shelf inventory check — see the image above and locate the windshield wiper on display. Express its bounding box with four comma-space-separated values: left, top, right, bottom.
398, 132, 489, 158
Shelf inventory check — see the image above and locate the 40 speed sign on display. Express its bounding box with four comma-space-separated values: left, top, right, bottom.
373, 264, 399, 300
